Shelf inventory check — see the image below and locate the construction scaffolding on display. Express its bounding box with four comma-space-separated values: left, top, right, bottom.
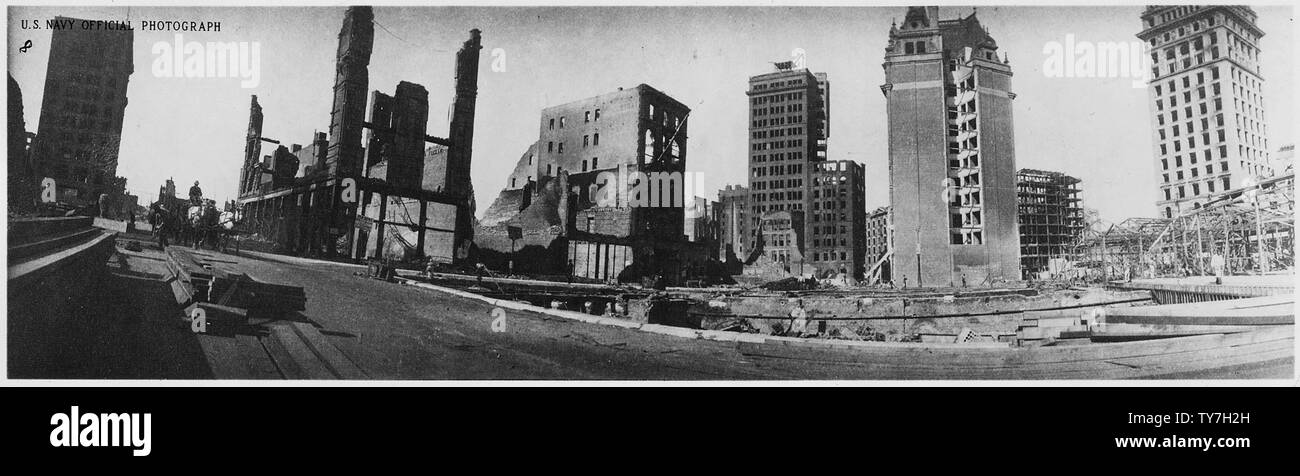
1077, 173, 1294, 281
1017, 169, 1084, 277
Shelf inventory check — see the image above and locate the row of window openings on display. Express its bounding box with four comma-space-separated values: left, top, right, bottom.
547, 109, 601, 130
1151, 6, 1205, 29
811, 251, 850, 262
750, 203, 805, 214
1164, 160, 1227, 180
813, 200, 848, 211
951, 211, 983, 227
1163, 177, 1231, 201
1157, 98, 1264, 134
752, 104, 803, 117
952, 230, 984, 245
948, 137, 979, 154
947, 103, 978, 120
751, 78, 805, 92
1168, 128, 1267, 156
751, 151, 804, 163
815, 225, 849, 235
752, 178, 804, 190
812, 188, 849, 199
949, 155, 980, 169
812, 213, 849, 223
751, 114, 805, 128
750, 91, 806, 105
751, 191, 805, 202
752, 127, 805, 139
750, 139, 806, 151
752, 163, 805, 177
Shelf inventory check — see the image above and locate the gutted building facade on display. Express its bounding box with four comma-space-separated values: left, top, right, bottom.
1016, 168, 1084, 277
476, 84, 702, 284
237, 7, 482, 263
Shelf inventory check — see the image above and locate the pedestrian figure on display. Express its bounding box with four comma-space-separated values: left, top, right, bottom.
189, 181, 203, 207
788, 299, 809, 337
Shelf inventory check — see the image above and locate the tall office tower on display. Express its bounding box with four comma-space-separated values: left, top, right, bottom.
881, 7, 1021, 287
1138, 6, 1270, 218
30, 16, 134, 206
745, 62, 829, 274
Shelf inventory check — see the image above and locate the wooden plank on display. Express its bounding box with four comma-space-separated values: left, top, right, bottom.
288, 322, 367, 379
735, 326, 1294, 371
736, 333, 1293, 379
266, 324, 337, 379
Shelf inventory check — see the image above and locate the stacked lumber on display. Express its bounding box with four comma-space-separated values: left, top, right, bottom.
208, 272, 307, 316
164, 247, 307, 327
164, 247, 216, 302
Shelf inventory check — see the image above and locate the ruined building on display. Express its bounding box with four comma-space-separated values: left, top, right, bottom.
881, 6, 1021, 287
716, 184, 750, 265
864, 206, 892, 283
1016, 169, 1084, 277
237, 7, 482, 263
29, 16, 133, 213
1138, 6, 1271, 218
477, 85, 701, 283
8, 74, 35, 211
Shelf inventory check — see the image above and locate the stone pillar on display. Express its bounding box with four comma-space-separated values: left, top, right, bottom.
362, 91, 393, 177
324, 6, 374, 178
391, 81, 430, 190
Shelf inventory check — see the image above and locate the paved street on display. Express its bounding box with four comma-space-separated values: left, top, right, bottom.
84, 237, 800, 380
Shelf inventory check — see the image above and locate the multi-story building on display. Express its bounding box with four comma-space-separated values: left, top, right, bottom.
744, 62, 830, 273
30, 16, 134, 210
808, 160, 866, 279
881, 7, 1021, 287
1138, 6, 1271, 218
1016, 169, 1084, 277
716, 184, 750, 263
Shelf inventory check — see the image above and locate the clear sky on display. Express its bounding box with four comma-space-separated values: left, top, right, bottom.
7, 4, 1294, 225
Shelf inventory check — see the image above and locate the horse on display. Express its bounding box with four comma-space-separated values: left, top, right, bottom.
186, 205, 223, 250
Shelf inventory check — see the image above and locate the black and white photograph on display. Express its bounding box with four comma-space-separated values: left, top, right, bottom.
4, 1, 1296, 382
